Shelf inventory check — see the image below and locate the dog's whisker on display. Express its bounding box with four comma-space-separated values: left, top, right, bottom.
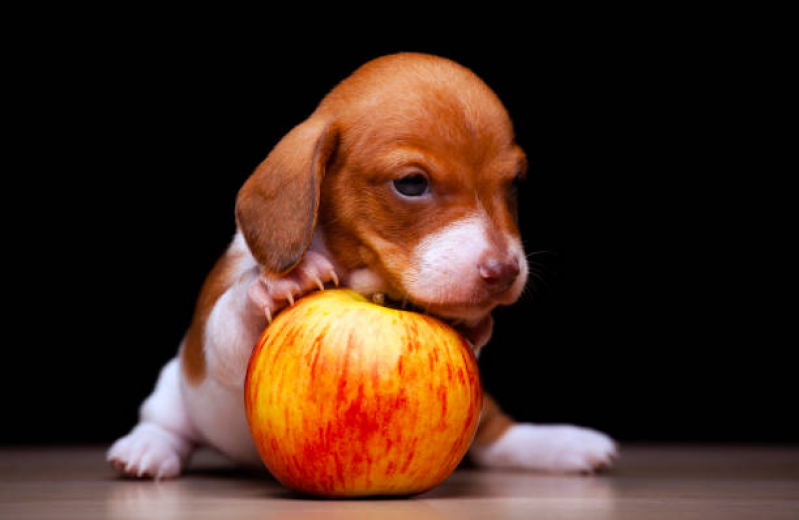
527, 269, 546, 283
526, 250, 556, 258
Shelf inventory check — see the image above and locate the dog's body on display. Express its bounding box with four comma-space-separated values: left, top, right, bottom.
108, 53, 617, 479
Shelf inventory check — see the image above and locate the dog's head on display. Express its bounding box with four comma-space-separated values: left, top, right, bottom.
236, 53, 528, 337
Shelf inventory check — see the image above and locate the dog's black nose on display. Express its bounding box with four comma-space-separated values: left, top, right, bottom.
478, 256, 520, 294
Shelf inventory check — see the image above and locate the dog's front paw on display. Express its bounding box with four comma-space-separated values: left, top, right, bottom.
470, 424, 618, 474
107, 423, 192, 480
248, 251, 340, 322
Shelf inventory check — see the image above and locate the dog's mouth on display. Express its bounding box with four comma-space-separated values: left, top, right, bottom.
370, 292, 490, 350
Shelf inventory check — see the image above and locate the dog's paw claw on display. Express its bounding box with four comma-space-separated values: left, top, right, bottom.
249, 251, 341, 320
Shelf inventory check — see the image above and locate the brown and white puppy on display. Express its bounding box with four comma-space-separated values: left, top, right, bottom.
108, 53, 617, 479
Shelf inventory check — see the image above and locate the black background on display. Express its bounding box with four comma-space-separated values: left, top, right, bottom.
6, 16, 794, 445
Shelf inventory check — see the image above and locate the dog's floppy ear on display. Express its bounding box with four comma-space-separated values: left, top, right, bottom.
236, 117, 338, 275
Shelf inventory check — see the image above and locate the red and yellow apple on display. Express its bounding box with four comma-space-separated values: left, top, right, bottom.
244, 289, 482, 497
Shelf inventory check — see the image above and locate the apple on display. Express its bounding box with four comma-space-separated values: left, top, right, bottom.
245, 289, 482, 497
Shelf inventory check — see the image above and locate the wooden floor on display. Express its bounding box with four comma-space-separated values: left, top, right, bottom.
1, 445, 798, 519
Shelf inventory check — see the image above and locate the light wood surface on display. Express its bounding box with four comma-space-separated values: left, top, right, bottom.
1, 445, 798, 519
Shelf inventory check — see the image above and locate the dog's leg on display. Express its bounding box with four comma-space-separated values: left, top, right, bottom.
205, 248, 340, 389
248, 250, 339, 323
470, 394, 618, 473
107, 358, 196, 479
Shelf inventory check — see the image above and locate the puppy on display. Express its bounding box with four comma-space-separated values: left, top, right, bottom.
108, 53, 617, 479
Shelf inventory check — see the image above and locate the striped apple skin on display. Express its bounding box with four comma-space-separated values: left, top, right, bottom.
245, 289, 482, 497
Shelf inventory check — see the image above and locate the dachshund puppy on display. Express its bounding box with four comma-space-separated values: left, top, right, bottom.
108, 53, 617, 479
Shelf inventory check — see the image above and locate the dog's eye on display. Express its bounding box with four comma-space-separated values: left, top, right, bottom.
393, 174, 429, 197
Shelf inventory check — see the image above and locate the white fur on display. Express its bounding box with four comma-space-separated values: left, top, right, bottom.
346, 267, 389, 295
110, 226, 615, 479
182, 371, 261, 466
138, 358, 195, 435
107, 359, 196, 479
204, 233, 261, 388
408, 214, 492, 304
180, 230, 272, 465
109, 229, 351, 476
407, 214, 528, 310
108, 232, 266, 476
470, 424, 618, 473
504, 233, 528, 302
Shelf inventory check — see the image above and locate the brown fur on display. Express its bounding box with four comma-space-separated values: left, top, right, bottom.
235, 118, 339, 275
315, 53, 527, 303
184, 51, 526, 457
235, 53, 527, 303
473, 394, 514, 447
180, 247, 243, 385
